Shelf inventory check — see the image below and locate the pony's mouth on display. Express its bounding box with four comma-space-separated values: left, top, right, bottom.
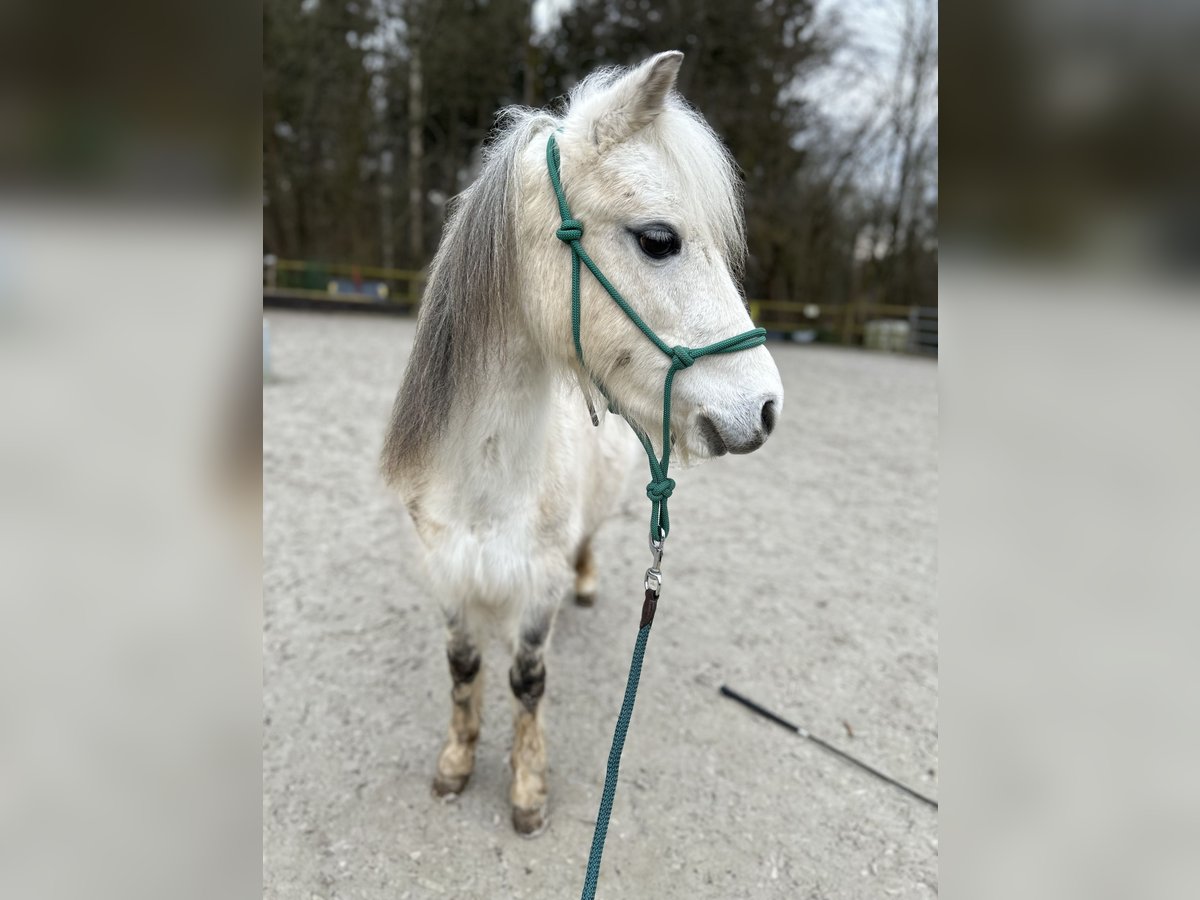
697, 415, 730, 457
694, 402, 776, 456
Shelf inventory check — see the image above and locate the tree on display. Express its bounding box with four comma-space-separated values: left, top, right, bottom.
877, 0, 938, 306
264, 0, 376, 261
261, 0, 938, 319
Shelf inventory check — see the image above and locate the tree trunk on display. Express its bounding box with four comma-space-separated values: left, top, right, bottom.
380, 149, 395, 271
407, 42, 425, 268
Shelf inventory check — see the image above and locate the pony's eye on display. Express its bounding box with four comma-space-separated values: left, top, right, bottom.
636, 227, 681, 260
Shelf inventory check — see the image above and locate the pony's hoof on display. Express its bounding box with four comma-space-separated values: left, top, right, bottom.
574, 592, 595, 607
512, 805, 548, 836
432, 772, 470, 798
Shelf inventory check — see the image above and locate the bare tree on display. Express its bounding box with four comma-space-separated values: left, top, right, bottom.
407, 25, 425, 268
885, 0, 938, 305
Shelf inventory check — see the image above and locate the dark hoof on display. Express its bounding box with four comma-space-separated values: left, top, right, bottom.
574, 592, 595, 607
512, 805, 547, 836
432, 772, 470, 798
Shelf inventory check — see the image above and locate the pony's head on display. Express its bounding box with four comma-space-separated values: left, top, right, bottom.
519, 51, 783, 459
384, 52, 782, 481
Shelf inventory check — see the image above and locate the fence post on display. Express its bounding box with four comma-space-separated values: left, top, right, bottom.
840, 301, 855, 345
908, 306, 919, 354
408, 272, 420, 312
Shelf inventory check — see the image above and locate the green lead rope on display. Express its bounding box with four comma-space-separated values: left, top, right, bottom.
580, 610, 651, 900
546, 133, 766, 900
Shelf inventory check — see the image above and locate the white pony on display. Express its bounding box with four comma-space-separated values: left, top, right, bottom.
382, 51, 783, 834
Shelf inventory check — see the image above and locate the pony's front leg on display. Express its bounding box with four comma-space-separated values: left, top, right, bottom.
508, 597, 559, 835
432, 608, 484, 798
573, 536, 598, 606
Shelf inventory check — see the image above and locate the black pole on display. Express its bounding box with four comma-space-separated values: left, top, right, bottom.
719, 684, 938, 810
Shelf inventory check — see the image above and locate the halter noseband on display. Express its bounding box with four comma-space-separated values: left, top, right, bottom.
545, 132, 767, 546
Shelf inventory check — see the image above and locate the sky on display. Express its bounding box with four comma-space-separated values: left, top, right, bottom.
531, 0, 934, 141
811, 0, 911, 120
532, 0, 908, 67
530, 0, 937, 194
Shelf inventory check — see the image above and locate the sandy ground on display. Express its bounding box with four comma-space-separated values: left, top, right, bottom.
263, 310, 938, 899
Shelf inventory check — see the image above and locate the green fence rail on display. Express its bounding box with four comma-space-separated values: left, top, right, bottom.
263, 258, 426, 309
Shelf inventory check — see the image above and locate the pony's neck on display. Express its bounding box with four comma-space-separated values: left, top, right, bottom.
445, 313, 559, 496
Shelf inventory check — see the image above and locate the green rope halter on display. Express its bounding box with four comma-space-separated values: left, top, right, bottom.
546, 133, 766, 542
549, 132, 766, 900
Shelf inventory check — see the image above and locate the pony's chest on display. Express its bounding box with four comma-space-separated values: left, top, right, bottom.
413, 483, 569, 605
407, 434, 574, 544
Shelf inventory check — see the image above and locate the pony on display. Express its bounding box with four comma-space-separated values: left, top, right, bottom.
382, 51, 783, 835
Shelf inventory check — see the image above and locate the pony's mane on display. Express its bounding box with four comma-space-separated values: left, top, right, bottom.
381, 109, 554, 482
382, 67, 746, 482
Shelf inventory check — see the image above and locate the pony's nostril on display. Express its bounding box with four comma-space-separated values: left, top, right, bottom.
761, 399, 777, 436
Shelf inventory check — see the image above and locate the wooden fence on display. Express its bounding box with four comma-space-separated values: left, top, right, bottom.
749, 299, 938, 356
263, 258, 426, 310
263, 259, 936, 355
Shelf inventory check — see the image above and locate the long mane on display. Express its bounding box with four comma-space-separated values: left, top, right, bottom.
381, 109, 555, 483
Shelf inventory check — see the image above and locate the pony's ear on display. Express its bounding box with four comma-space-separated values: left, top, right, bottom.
590, 51, 684, 150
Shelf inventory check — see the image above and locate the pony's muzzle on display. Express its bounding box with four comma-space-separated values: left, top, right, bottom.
697, 394, 781, 456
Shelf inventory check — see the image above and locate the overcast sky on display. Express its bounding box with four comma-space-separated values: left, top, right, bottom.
531, 0, 933, 139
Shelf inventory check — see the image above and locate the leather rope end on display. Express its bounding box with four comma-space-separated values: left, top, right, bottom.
640, 588, 658, 628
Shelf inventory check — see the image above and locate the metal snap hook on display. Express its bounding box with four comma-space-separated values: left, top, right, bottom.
648, 533, 665, 569
644, 566, 662, 596
645, 533, 665, 595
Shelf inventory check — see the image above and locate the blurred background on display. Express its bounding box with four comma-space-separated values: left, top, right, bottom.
263, 0, 938, 351
3, 0, 1200, 896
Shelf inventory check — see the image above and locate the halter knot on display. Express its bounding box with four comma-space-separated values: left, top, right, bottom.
556, 219, 584, 243
645, 477, 676, 503
670, 346, 695, 369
